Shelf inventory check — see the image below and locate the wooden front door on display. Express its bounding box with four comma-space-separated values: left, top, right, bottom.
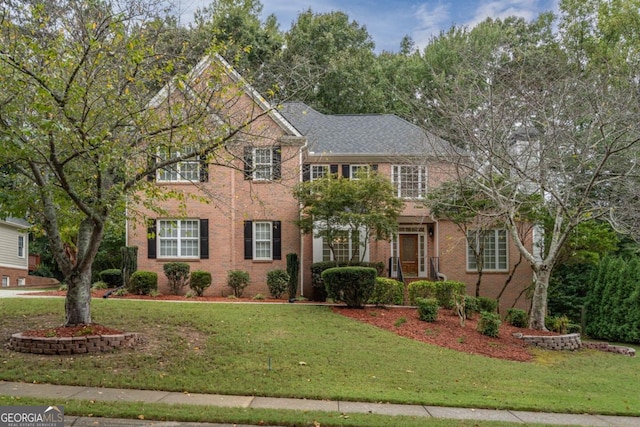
399, 234, 419, 276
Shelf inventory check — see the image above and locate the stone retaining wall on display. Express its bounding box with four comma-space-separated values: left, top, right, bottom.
513, 332, 636, 356
582, 341, 636, 357
7, 332, 142, 355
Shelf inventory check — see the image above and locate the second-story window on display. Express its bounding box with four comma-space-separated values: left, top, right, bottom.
311, 165, 329, 181
349, 164, 370, 180
17, 234, 25, 258
157, 147, 200, 182
244, 146, 282, 181
392, 165, 427, 199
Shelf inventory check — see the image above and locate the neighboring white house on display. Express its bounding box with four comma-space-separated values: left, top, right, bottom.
0, 217, 30, 287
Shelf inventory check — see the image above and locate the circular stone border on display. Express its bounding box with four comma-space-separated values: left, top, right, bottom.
7, 332, 143, 355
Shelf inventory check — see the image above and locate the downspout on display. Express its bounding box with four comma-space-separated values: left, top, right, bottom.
298, 138, 308, 297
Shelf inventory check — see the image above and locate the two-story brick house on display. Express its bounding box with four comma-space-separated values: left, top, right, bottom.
127, 55, 533, 311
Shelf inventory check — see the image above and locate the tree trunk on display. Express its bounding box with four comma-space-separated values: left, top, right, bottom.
529, 266, 551, 330
65, 268, 93, 326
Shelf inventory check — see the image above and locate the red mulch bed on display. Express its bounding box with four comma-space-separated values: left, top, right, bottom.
23, 289, 556, 361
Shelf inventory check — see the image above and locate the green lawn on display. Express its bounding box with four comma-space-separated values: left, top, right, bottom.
1, 298, 639, 425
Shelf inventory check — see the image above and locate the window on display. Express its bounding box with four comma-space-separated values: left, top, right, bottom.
392, 165, 427, 199
158, 219, 200, 258
349, 164, 369, 180
156, 147, 202, 182
244, 221, 281, 260
322, 230, 361, 263
17, 235, 25, 258
2, 276, 8, 287
311, 165, 329, 181
17, 277, 25, 287
244, 146, 281, 181
467, 229, 508, 271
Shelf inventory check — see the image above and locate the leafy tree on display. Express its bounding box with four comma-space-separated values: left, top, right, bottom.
421, 12, 640, 329
293, 172, 403, 264
0, 0, 280, 326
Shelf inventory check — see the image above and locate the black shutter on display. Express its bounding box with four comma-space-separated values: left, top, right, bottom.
273, 221, 281, 260
272, 145, 281, 180
243, 147, 253, 180
302, 164, 310, 182
147, 219, 157, 259
244, 221, 253, 259
199, 156, 209, 182
372, 164, 378, 172
342, 164, 350, 179
330, 164, 338, 175
199, 219, 209, 259
147, 155, 156, 182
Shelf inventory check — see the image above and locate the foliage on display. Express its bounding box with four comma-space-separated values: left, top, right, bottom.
286, 253, 300, 300
416, 298, 439, 322
128, 271, 158, 296
322, 267, 377, 308
266, 269, 290, 299
120, 246, 138, 290
407, 280, 466, 307
545, 315, 570, 334
311, 261, 384, 288
505, 308, 528, 328
189, 271, 212, 297
477, 312, 501, 337
227, 270, 251, 298
585, 256, 640, 343
464, 295, 479, 319
163, 263, 191, 296
91, 282, 109, 290
98, 269, 123, 288
294, 173, 403, 264
476, 297, 498, 314
369, 278, 404, 306
407, 280, 437, 305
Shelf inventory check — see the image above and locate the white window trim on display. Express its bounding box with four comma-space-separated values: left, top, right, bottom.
157, 219, 200, 259
252, 221, 273, 260
17, 234, 26, 258
312, 225, 369, 263
349, 164, 369, 180
252, 148, 274, 181
2, 276, 9, 287
156, 148, 200, 183
392, 165, 428, 199
466, 229, 508, 272
310, 164, 329, 181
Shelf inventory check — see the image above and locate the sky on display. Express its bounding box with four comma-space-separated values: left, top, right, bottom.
172, 0, 559, 52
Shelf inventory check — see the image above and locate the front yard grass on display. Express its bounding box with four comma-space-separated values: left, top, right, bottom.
1, 298, 639, 421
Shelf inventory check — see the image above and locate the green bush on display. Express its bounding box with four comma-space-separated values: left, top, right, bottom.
546, 315, 570, 334
567, 323, 582, 334
129, 271, 158, 295
322, 267, 377, 308
476, 296, 498, 313
189, 270, 212, 297
91, 281, 109, 290
227, 270, 250, 297
505, 308, 528, 328
369, 277, 404, 306
464, 295, 479, 319
311, 261, 384, 288
267, 269, 290, 299
436, 280, 467, 309
416, 297, 439, 322
407, 280, 437, 305
99, 269, 123, 287
477, 312, 501, 337
163, 262, 190, 295
286, 253, 300, 300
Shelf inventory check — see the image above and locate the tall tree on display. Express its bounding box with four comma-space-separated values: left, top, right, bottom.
0, 0, 277, 326
422, 13, 640, 329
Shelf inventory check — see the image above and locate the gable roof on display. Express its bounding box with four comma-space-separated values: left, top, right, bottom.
0, 217, 30, 229
280, 102, 452, 157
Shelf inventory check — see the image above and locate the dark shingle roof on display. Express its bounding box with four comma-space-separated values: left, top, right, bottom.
280, 102, 452, 157
1, 217, 30, 228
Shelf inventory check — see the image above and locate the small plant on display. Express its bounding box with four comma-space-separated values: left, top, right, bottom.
505, 308, 528, 328
129, 271, 158, 295
266, 269, 290, 299
227, 270, 250, 297
416, 297, 439, 322
253, 293, 265, 300
457, 336, 466, 344
99, 269, 123, 287
113, 287, 127, 296
74, 325, 95, 336
567, 323, 582, 334
546, 315, 570, 334
477, 312, 501, 337
184, 290, 196, 298
58, 284, 68, 291
91, 281, 109, 290
394, 316, 407, 327
163, 262, 190, 296
476, 296, 498, 313
189, 270, 212, 297
464, 295, 479, 319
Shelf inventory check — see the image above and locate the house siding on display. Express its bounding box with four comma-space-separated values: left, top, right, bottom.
0, 222, 28, 287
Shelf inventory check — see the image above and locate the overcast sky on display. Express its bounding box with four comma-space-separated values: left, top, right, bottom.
172, 0, 559, 52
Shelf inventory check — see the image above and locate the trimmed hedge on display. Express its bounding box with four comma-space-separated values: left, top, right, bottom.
369, 277, 404, 306
163, 262, 190, 295
267, 269, 290, 299
311, 261, 384, 288
190, 270, 212, 297
505, 308, 528, 328
476, 296, 498, 313
227, 270, 250, 297
477, 312, 501, 337
322, 266, 377, 308
99, 269, 122, 287
129, 271, 158, 295
408, 280, 466, 307
416, 297, 439, 322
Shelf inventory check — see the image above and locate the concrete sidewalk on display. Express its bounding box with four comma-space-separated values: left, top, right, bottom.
1, 381, 639, 427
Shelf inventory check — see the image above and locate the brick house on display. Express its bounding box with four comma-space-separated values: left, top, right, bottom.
127, 55, 533, 311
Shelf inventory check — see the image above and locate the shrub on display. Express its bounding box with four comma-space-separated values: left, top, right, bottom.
369, 277, 404, 306
477, 312, 501, 337
407, 280, 437, 305
505, 308, 528, 328
435, 280, 467, 309
163, 262, 190, 295
546, 315, 570, 334
416, 297, 439, 322
567, 323, 582, 334
91, 281, 109, 290
266, 269, 290, 299
286, 253, 300, 300
476, 296, 498, 313
227, 270, 250, 297
129, 271, 158, 295
99, 269, 123, 287
322, 266, 377, 308
189, 270, 212, 297
464, 295, 479, 319
253, 293, 265, 300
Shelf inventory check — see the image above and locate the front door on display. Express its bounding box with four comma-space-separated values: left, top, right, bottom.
399, 234, 419, 276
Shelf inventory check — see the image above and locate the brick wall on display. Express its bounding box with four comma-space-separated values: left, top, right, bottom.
8, 332, 142, 355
